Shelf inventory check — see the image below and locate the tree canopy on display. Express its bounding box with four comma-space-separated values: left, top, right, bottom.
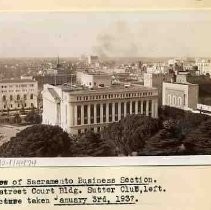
183, 119, 211, 155
0, 125, 73, 157
140, 107, 209, 156
1, 107, 211, 157
25, 109, 42, 124
101, 114, 161, 156
74, 131, 116, 157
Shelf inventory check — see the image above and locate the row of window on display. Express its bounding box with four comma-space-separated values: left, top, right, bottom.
2, 103, 34, 109
2, 94, 34, 101
167, 94, 184, 107
1, 89, 35, 93
75, 100, 153, 125
76, 92, 153, 101
1, 84, 34, 89
197, 63, 211, 67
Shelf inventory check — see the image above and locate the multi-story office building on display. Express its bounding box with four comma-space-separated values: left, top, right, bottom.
0, 79, 38, 112
195, 59, 211, 75
87, 55, 99, 65
42, 84, 158, 135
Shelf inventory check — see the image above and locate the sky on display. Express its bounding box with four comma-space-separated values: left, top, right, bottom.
0, 10, 211, 58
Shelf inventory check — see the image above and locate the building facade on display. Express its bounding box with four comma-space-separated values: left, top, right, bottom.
0, 79, 38, 112
35, 74, 76, 89
144, 73, 173, 105
42, 84, 158, 135
195, 59, 211, 75
162, 81, 198, 110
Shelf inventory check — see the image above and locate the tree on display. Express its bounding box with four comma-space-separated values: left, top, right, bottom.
74, 131, 116, 157
139, 118, 182, 156
25, 109, 42, 124
140, 108, 209, 156
0, 125, 73, 157
163, 119, 178, 131
183, 119, 211, 155
206, 73, 210, 77
102, 115, 161, 156
160, 106, 186, 121
139, 129, 183, 156
14, 113, 22, 124
160, 106, 208, 136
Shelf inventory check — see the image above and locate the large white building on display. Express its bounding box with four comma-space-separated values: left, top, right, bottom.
0, 79, 38, 112
42, 84, 158, 135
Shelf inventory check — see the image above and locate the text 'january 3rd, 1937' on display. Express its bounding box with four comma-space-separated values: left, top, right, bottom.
0, 176, 166, 207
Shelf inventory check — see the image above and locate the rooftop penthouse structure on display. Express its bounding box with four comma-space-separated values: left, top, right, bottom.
76, 71, 112, 88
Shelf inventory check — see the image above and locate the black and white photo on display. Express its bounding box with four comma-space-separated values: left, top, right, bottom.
0, 11, 211, 157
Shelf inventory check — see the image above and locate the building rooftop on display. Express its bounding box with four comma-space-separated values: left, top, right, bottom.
163, 81, 198, 86
58, 84, 157, 95
87, 72, 110, 76
48, 88, 61, 101
0, 79, 36, 83
77, 70, 110, 76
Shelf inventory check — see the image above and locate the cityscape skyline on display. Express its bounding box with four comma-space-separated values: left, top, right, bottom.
0, 10, 211, 58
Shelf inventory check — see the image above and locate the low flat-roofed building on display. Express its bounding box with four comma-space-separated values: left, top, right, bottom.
0, 79, 38, 112
42, 83, 158, 135
76, 71, 112, 88
20, 75, 33, 80
162, 81, 198, 110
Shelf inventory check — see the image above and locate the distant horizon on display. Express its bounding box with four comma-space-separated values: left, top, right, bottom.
0, 56, 210, 59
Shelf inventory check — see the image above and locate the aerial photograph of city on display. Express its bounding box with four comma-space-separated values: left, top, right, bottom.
0, 10, 211, 157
